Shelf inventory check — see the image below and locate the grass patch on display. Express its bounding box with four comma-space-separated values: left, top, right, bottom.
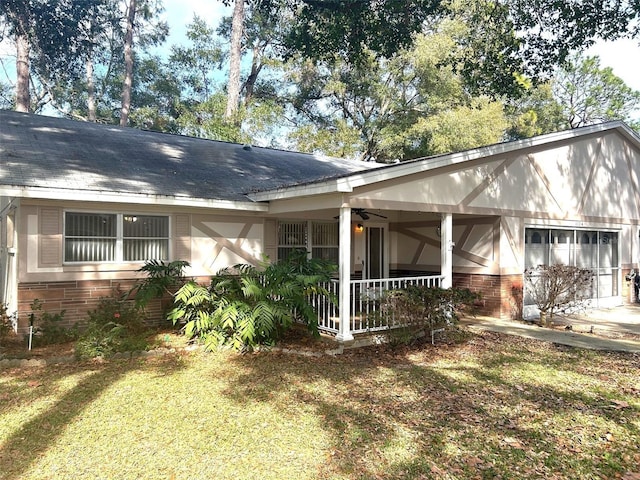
1, 330, 639, 479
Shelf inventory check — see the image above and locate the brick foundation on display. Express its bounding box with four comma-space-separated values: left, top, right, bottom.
453, 273, 524, 319
16, 279, 170, 334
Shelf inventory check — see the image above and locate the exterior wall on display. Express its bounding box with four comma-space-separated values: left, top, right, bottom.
17, 279, 168, 334
453, 273, 523, 319
190, 213, 265, 275
500, 274, 524, 319
372, 131, 640, 321
0, 197, 18, 324
390, 216, 524, 319
350, 130, 640, 276
390, 216, 500, 275
10, 200, 269, 333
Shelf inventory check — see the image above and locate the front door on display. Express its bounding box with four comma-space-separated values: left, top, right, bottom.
365, 226, 386, 279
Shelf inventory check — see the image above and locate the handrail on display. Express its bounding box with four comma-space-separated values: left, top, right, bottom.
314, 275, 445, 335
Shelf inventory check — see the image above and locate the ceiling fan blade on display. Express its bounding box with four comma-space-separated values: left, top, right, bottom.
333, 209, 387, 220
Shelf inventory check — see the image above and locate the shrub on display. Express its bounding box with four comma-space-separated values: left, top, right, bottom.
0, 303, 13, 341
75, 297, 149, 359
129, 259, 190, 308
524, 264, 593, 326
169, 251, 337, 352
28, 299, 78, 347
379, 286, 480, 346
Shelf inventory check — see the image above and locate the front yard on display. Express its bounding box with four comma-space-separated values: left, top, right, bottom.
1, 330, 639, 479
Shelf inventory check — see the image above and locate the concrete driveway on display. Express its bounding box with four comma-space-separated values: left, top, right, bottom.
552, 304, 640, 336
461, 305, 640, 353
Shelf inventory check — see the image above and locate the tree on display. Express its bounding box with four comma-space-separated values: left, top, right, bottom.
15, 29, 29, 112
505, 83, 565, 140
0, 81, 11, 110
126, 55, 184, 132
225, 0, 245, 119
120, 0, 137, 126
0, 0, 109, 112
281, 0, 443, 63
118, 0, 168, 126
283, 19, 512, 162
552, 54, 640, 128
280, 0, 640, 87
215, 0, 289, 135
524, 264, 593, 327
406, 98, 508, 155
170, 15, 224, 103
0, 0, 167, 121
176, 93, 247, 142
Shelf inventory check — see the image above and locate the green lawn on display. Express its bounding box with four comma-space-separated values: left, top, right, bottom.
1, 330, 639, 480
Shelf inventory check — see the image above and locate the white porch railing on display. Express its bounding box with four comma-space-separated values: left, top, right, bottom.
312, 275, 445, 335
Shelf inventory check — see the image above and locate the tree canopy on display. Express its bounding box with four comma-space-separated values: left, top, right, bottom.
274, 0, 640, 89
552, 54, 640, 129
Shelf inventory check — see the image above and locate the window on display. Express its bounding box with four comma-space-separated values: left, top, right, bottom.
64, 212, 169, 263
278, 221, 339, 263
524, 227, 620, 301
312, 222, 339, 264
65, 213, 116, 262
123, 215, 169, 261
278, 221, 307, 260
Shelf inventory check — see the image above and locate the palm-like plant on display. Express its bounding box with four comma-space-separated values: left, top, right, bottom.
130, 259, 190, 308
169, 251, 336, 351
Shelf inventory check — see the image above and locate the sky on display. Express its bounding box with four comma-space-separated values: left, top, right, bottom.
586, 38, 640, 92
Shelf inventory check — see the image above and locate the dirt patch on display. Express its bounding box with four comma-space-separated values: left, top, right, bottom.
0, 333, 75, 359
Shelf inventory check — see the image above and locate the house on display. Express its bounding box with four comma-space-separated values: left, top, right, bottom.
2, 109, 640, 341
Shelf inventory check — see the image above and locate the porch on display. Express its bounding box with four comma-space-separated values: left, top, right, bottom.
311, 274, 446, 338
323, 208, 456, 342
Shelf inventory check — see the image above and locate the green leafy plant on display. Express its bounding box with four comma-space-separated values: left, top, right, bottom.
379, 285, 480, 346
524, 264, 593, 326
169, 250, 337, 351
129, 259, 190, 308
75, 297, 149, 359
0, 303, 13, 341
28, 299, 77, 346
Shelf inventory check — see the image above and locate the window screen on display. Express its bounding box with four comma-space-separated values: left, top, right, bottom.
64, 213, 169, 263
65, 213, 116, 262
123, 215, 169, 261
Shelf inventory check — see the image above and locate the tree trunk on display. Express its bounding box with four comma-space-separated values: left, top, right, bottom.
243, 46, 263, 106
539, 310, 553, 327
86, 57, 97, 122
539, 311, 547, 327
15, 33, 30, 112
120, 0, 136, 127
225, 0, 244, 120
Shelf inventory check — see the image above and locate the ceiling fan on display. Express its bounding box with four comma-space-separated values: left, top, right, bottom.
334, 208, 387, 220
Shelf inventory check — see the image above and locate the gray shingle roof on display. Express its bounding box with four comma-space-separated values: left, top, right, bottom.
0, 110, 381, 203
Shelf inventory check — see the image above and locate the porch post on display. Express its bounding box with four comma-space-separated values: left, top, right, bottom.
440, 213, 453, 289
336, 205, 353, 342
